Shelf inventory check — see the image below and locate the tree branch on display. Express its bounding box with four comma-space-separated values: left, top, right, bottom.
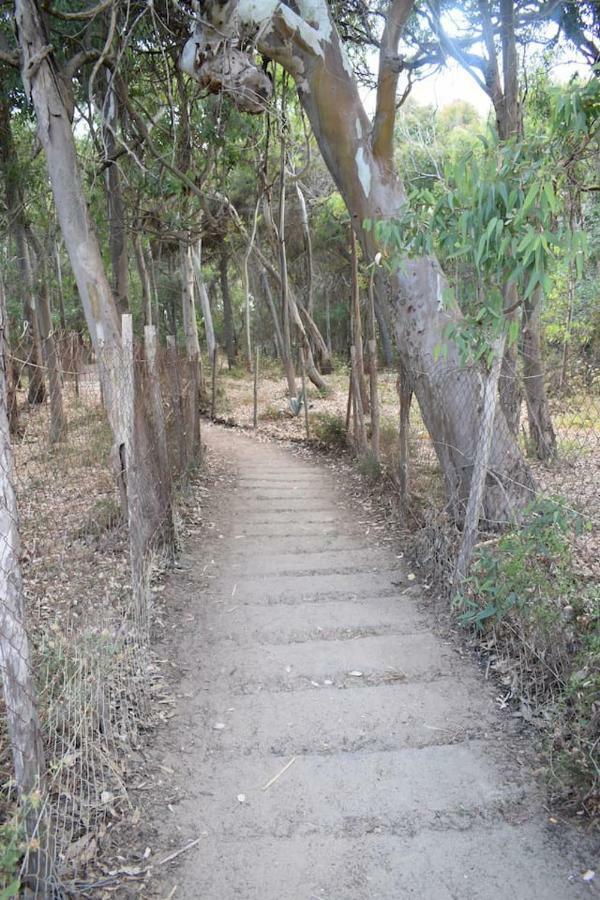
372, 0, 414, 164
45, 0, 114, 21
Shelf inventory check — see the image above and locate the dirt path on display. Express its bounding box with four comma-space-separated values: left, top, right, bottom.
149, 424, 594, 900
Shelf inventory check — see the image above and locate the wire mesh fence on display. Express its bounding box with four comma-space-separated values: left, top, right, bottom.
0, 318, 202, 895
392, 357, 600, 592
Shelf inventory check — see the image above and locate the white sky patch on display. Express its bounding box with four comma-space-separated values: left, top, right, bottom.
355, 147, 371, 198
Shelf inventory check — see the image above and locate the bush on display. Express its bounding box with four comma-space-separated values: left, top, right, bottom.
312, 413, 347, 447
356, 452, 382, 483
454, 498, 599, 813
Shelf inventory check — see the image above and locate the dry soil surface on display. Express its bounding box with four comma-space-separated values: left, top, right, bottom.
148, 423, 596, 900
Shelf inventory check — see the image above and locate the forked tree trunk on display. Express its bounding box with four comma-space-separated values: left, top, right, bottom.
16, 0, 171, 553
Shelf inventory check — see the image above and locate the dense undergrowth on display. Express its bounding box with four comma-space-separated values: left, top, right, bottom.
455, 498, 599, 815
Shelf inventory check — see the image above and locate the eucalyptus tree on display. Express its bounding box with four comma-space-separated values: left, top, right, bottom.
181, 0, 534, 521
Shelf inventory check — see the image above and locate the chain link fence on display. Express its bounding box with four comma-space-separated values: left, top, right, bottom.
0, 318, 203, 895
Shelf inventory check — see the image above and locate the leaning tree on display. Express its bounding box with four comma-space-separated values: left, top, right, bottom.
181, 0, 534, 523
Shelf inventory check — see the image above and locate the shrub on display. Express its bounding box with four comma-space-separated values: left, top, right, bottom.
312, 413, 347, 447
454, 497, 599, 813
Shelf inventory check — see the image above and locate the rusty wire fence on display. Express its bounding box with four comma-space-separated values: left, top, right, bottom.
0, 320, 203, 896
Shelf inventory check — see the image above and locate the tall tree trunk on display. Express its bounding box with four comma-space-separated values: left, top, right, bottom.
26, 226, 66, 443
295, 181, 333, 374
101, 72, 129, 314
0, 99, 45, 405
133, 231, 153, 327
16, 0, 171, 552
350, 228, 369, 411
259, 268, 285, 361
522, 286, 556, 460
277, 140, 298, 398
53, 236, 67, 331
180, 242, 203, 455
0, 273, 48, 887
219, 246, 236, 369
192, 243, 216, 362
0, 274, 19, 435
374, 269, 394, 368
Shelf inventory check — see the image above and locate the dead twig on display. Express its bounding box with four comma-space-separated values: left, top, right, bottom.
261, 756, 297, 791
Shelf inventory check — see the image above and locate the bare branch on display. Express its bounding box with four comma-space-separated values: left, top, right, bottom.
46, 0, 114, 21
372, 0, 414, 164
